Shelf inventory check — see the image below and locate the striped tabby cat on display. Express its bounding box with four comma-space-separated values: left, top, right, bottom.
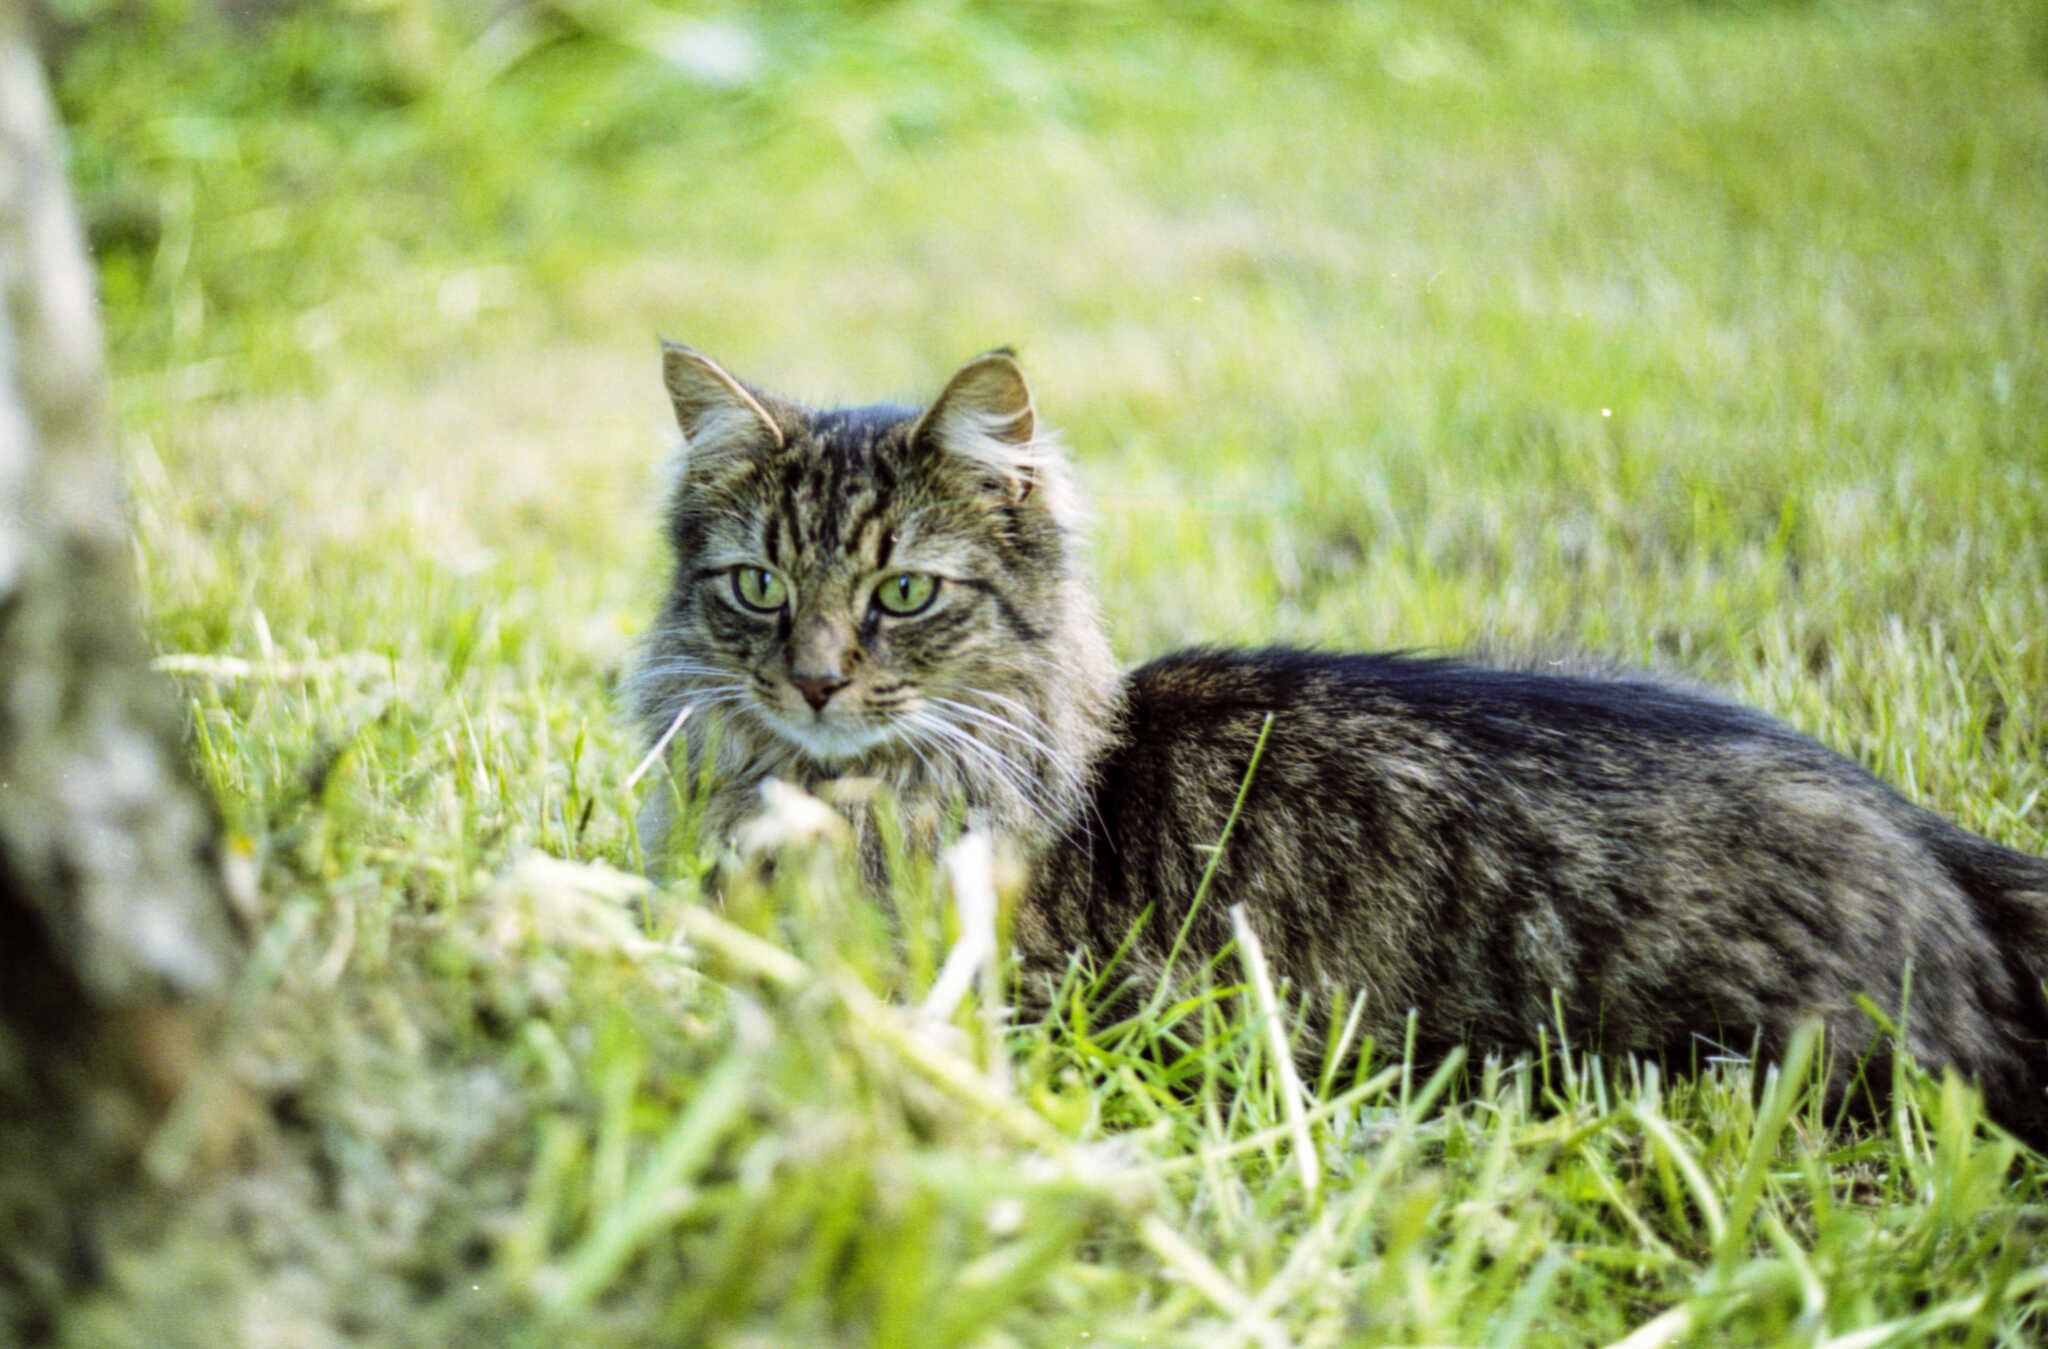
630, 344, 2048, 1142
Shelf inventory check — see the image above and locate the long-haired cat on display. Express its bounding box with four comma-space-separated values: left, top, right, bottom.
629, 343, 2048, 1142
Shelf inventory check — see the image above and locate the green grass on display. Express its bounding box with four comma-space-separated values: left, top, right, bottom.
47, 0, 2048, 1343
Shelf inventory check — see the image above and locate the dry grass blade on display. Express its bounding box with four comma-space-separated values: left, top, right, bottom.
1136, 1214, 1280, 1346
1230, 902, 1319, 1198
922, 829, 999, 1024
1603, 1305, 1695, 1349
152, 651, 396, 680
624, 702, 692, 791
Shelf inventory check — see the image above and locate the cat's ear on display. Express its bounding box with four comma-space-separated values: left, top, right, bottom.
912, 349, 1042, 500
660, 340, 784, 465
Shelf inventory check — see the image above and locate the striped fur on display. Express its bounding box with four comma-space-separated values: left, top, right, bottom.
629, 346, 1116, 871
631, 349, 2048, 1142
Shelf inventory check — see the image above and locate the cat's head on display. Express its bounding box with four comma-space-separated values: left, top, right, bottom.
634, 344, 1114, 835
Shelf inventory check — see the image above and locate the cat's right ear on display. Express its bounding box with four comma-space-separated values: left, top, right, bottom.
912, 349, 1043, 501
660, 341, 785, 468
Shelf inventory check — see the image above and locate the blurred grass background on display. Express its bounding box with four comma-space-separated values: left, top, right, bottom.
36, 0, 2048, 1343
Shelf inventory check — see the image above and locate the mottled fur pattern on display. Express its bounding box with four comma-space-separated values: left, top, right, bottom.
629, 343, 1117, 872
1029, 649, 2048, 1140
632, 347, 2048, 1142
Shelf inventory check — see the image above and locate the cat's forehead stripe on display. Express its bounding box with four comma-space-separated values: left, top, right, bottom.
848, 500, 893, 569
815, 447, 842, 549
820, 454, 851, 551
771, 410, 914, 563
678, 398, 1063, 587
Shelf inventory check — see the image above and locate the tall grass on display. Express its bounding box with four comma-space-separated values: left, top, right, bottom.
48, 0, 2048, 1343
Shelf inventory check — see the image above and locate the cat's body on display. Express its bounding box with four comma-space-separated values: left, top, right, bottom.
1031, 646, 2048, 1138
631, 345, 2048, 1142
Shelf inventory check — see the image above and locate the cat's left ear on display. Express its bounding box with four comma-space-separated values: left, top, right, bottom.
912, 349, 1041, 501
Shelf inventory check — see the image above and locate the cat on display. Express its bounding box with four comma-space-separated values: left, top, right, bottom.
629, 343, 2048, 1143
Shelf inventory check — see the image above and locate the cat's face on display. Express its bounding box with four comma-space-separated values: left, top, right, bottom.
640, 345, 1081, 776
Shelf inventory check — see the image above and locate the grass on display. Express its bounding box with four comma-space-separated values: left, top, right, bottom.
44, 0, 2048, 1343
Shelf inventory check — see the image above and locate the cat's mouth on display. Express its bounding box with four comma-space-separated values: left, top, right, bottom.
759, 709, 901, 765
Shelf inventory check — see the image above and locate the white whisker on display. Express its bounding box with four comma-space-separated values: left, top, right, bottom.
632, 658, 747, 683
924, 697, 1095, 848
893, 728, 953, 798
962, 686, 1063, 736
905, 707, 1067, 835
928, 696, 1085, 795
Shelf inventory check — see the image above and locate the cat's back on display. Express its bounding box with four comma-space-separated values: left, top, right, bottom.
1064, 642, 1844, 935
1113, 644, 1796, 782
1031, 643, 1973, 1040
1094, 644, 1917, 905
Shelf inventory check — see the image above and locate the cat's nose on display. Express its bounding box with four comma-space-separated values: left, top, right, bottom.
791, 674, 850, 711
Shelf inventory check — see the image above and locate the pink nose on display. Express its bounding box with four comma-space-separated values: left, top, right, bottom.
791, 674, 850, 711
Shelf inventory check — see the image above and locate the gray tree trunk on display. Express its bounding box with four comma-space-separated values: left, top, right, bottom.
0, 1, 242, 1328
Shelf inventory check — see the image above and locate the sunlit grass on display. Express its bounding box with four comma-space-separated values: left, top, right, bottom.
50, 0, 2048, 1343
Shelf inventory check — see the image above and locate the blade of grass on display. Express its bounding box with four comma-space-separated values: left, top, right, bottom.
1150, 711, 1275, 1006
1230, 902, 1318, 1198
542, 1050, 753, 1316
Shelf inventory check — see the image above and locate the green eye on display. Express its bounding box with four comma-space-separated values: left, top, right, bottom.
873, 572, 938, 616
730, 567, 788, 612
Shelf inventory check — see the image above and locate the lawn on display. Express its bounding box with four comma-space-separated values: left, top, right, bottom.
46, 0, 2048, 1343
